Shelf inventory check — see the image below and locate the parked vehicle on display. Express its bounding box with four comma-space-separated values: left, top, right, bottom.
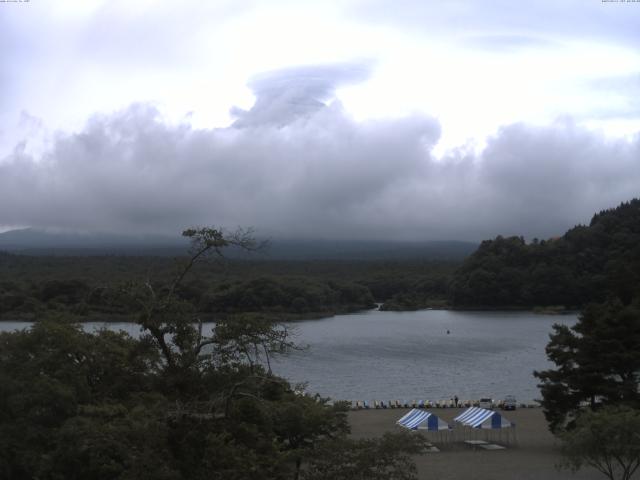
479, 397, 493, 409
502, 395, 517, 410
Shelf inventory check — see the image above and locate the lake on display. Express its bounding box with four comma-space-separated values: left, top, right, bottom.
1, 309, 574, 403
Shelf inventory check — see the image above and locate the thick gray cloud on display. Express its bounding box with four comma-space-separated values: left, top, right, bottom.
1, 66, 639, 241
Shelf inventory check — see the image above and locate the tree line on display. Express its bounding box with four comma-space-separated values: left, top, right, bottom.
450, 199, 640, 309
0, 252, 456, 320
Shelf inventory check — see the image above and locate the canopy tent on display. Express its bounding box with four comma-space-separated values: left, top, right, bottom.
453, 407, 513, 429
453, 407, 516, 445
397, 409, 450, 431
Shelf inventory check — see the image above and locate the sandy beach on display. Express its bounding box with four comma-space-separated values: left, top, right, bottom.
348, 407, 604, 480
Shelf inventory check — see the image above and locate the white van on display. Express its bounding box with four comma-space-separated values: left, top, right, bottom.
479, 398, 493, 409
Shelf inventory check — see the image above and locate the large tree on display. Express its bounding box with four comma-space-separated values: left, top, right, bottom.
534, 299, 640, 433
0, 227, 426, 480
559, 406, 640, 480
302, 432, 427, 480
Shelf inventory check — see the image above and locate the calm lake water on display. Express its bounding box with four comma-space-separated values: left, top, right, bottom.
1, 309, 575, 403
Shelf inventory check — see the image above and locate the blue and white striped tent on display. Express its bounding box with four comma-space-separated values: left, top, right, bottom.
453, 407, 513, 429
397, 409, 450, 431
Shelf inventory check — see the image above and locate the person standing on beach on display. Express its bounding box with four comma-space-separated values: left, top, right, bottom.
454, 395, 459, 407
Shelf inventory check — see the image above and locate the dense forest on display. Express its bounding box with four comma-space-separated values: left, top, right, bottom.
2, 199, 640, 321
0, 252, 457, 321
450, 199, 640, 309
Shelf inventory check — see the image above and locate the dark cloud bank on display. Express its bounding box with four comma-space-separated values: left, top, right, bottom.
2, 65, 639, 242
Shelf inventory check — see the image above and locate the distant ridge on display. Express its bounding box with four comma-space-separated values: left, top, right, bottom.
0, 228, 477, 260
0, 228, 188, 253
262, 239, 477, 261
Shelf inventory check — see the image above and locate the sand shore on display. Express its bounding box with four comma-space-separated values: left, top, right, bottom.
348, 407, 603, 479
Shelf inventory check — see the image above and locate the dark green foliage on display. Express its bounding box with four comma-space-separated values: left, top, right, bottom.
201, 277, 375, 315
377, 274, 449, 310
50, 403, 179, 480
559, 406, 640, 480
302, 432, 428, 480
0, 227, 425, 479
451, 199, 640, 308
534, 299, 640, 433
0, 321, 160, 479
0, 250, 457, 319
39, 279, 91, 304
361, 262, 453, 310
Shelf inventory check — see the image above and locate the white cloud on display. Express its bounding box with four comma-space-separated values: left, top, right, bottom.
1, 66, 638, 241
2, 0, 639, 158
2, 2, 640, 241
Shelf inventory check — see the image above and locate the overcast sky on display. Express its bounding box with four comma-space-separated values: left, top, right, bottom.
1, 0, 639, 241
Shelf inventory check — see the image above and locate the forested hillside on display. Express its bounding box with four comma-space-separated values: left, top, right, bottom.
0, 252, 457, 320
450, 199, 640, 308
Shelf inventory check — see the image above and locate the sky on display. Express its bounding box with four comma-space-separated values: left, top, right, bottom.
1, 0, 639, 241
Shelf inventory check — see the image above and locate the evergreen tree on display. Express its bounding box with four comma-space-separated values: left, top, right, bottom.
534, 299, 640, 433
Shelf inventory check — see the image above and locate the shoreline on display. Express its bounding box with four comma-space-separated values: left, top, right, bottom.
348, 407, 601, 479
0, 305, 579, 323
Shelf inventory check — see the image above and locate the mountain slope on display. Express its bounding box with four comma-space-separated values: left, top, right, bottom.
450, 199, 640, 308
